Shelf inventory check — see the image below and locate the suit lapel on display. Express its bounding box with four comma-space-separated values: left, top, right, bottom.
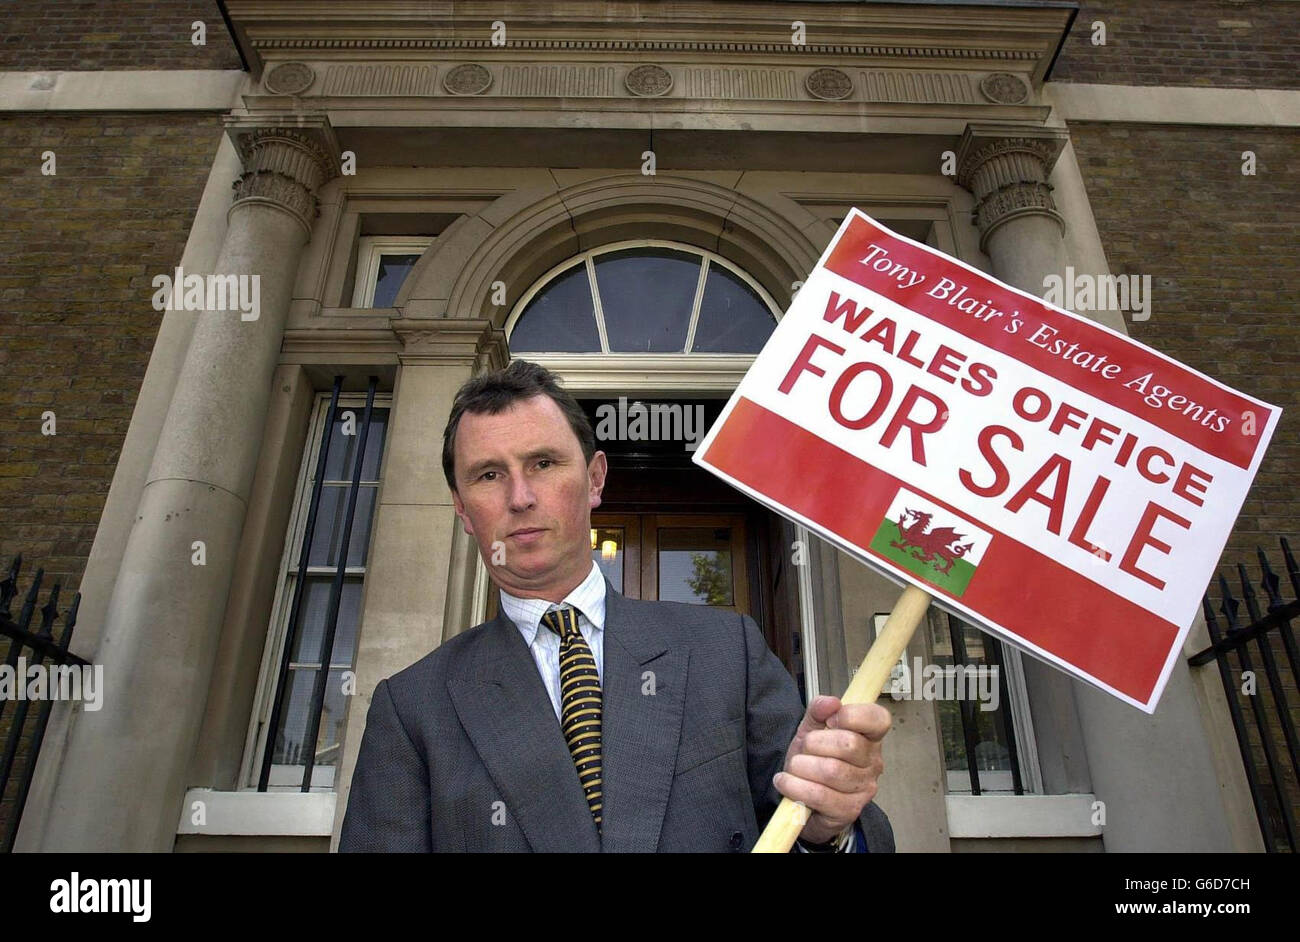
599, 577, 688, 853
446, 612, 600, 853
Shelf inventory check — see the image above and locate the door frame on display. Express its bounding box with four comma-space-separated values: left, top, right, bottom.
591, 512, 642, 598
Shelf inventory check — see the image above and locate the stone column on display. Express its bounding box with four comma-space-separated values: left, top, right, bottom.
955, 123, 1094, 799
954, 123, 1240, 849
956, 123, 1072, 291
38, 117, 339, 851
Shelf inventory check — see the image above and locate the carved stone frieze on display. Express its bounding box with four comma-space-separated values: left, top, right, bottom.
321, 64, 438, 96
625, 64, 673, 97
805, 68, 853, 101
681, 67, 797, 99
443, 63, 492, 95
861, 70, 976, 103
264, 61, 315, 95
979, 72, 1030, 104
500, 64, 617, 96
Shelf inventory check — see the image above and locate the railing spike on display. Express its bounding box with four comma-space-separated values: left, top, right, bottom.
1238, 562, 1263, 624
1218, 573, 1240, 631
1258, 547, 1283, 609
17, 567, 44, 631
0, 554, 20, 614
63, 592, 81, 639
1202, 594, 1223, 645
1282, 537, 1299, 599
36, 582, 61, 638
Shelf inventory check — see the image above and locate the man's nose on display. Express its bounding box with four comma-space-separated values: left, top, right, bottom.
507, 473, 536, 511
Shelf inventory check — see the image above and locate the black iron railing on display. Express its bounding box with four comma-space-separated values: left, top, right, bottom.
1189, 538, 1300, 853
0, 555, 89, 852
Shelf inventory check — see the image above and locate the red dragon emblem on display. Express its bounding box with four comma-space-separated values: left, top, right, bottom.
889, 508, 974, 576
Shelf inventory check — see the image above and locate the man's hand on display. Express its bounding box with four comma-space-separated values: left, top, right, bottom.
774, 695, 891, 845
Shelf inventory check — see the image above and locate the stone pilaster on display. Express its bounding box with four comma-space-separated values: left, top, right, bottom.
952, 122, 1242, 849
952, 122, 1095, 801
37, 117, 338, 851
329, 318, 507, 850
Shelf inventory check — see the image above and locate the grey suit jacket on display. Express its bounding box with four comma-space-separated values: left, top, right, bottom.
339, 576, 894, 852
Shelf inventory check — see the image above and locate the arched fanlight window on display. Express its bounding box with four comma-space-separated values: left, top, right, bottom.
507, 242, 781, 354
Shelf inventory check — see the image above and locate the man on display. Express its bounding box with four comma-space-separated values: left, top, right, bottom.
340, 360, 894, 852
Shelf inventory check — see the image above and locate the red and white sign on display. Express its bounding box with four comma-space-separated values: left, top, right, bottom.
693, 209, 1281, 712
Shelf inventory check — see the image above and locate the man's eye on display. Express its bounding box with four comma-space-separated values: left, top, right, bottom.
479, 471, 497, 482
537, 459, 553, 469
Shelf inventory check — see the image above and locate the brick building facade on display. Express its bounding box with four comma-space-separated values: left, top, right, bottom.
1, 0, 1295, 852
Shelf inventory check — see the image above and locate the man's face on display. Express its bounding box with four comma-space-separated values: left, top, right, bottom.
451, 394, 607, 602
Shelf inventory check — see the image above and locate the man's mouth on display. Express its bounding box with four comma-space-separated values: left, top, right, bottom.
509, 528, 546, 537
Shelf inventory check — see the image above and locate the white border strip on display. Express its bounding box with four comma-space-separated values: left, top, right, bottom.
946, 794, 1102, 839
0, 70, 247, 111
1049, 83, 1300, 127
3, 70, 1293, 128
176, 788, 336, 837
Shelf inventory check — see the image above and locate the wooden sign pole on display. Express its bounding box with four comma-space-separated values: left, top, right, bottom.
752, 584, 932, 853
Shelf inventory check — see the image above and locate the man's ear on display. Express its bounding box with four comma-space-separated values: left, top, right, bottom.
588, 450, 608, 510
452, 487, 474, 535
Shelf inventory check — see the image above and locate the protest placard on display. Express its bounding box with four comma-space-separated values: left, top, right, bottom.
694, 208, 1281, 713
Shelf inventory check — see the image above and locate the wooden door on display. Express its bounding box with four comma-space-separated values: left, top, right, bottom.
593, 512, 749, 613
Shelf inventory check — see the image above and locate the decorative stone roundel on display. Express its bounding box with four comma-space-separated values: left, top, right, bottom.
264, 62, 315, 96
805, 68, 853, 101
980, 72, 1030, 104
443, 63, 492, 95
625, 64, 673, 97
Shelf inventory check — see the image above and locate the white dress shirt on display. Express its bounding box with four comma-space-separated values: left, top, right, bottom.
498, 558, 606, 721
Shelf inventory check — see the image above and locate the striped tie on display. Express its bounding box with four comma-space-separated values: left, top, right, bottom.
540, 604, 603, 834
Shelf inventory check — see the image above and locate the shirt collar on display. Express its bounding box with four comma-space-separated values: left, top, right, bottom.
498, 558, 607, 646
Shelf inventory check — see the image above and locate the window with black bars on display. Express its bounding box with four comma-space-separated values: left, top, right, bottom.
929, 612, 1025, 795
253, 376, 389, 791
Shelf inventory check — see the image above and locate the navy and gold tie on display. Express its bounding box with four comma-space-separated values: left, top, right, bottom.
540, 604, 603, 834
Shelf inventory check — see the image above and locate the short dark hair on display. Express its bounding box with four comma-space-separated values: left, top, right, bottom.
442, 359, 596, 494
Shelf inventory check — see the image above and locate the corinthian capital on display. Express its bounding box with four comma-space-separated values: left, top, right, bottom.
955, 124, 1070, 251
223, 114, 340, 239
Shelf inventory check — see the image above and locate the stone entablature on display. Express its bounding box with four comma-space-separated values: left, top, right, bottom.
223, 1, 1072, 115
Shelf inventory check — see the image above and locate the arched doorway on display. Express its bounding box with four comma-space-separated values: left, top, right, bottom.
474, 240, 809, 688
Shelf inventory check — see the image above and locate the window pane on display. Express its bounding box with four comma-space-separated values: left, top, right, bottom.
372, 253, 421, 307
259, 389, 389, 793
928, 615, 1017, 794
288, 575, 363, 666
692, 265, 777, 352
307, 484, 378, 568
270, 667, 351, 789
595, 248, 699, 352
510, 263, 601, 352
322, 407, 389, 481
962, 625, 1013, 778
592, 526, 625, 593
658, 526, 733, 605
